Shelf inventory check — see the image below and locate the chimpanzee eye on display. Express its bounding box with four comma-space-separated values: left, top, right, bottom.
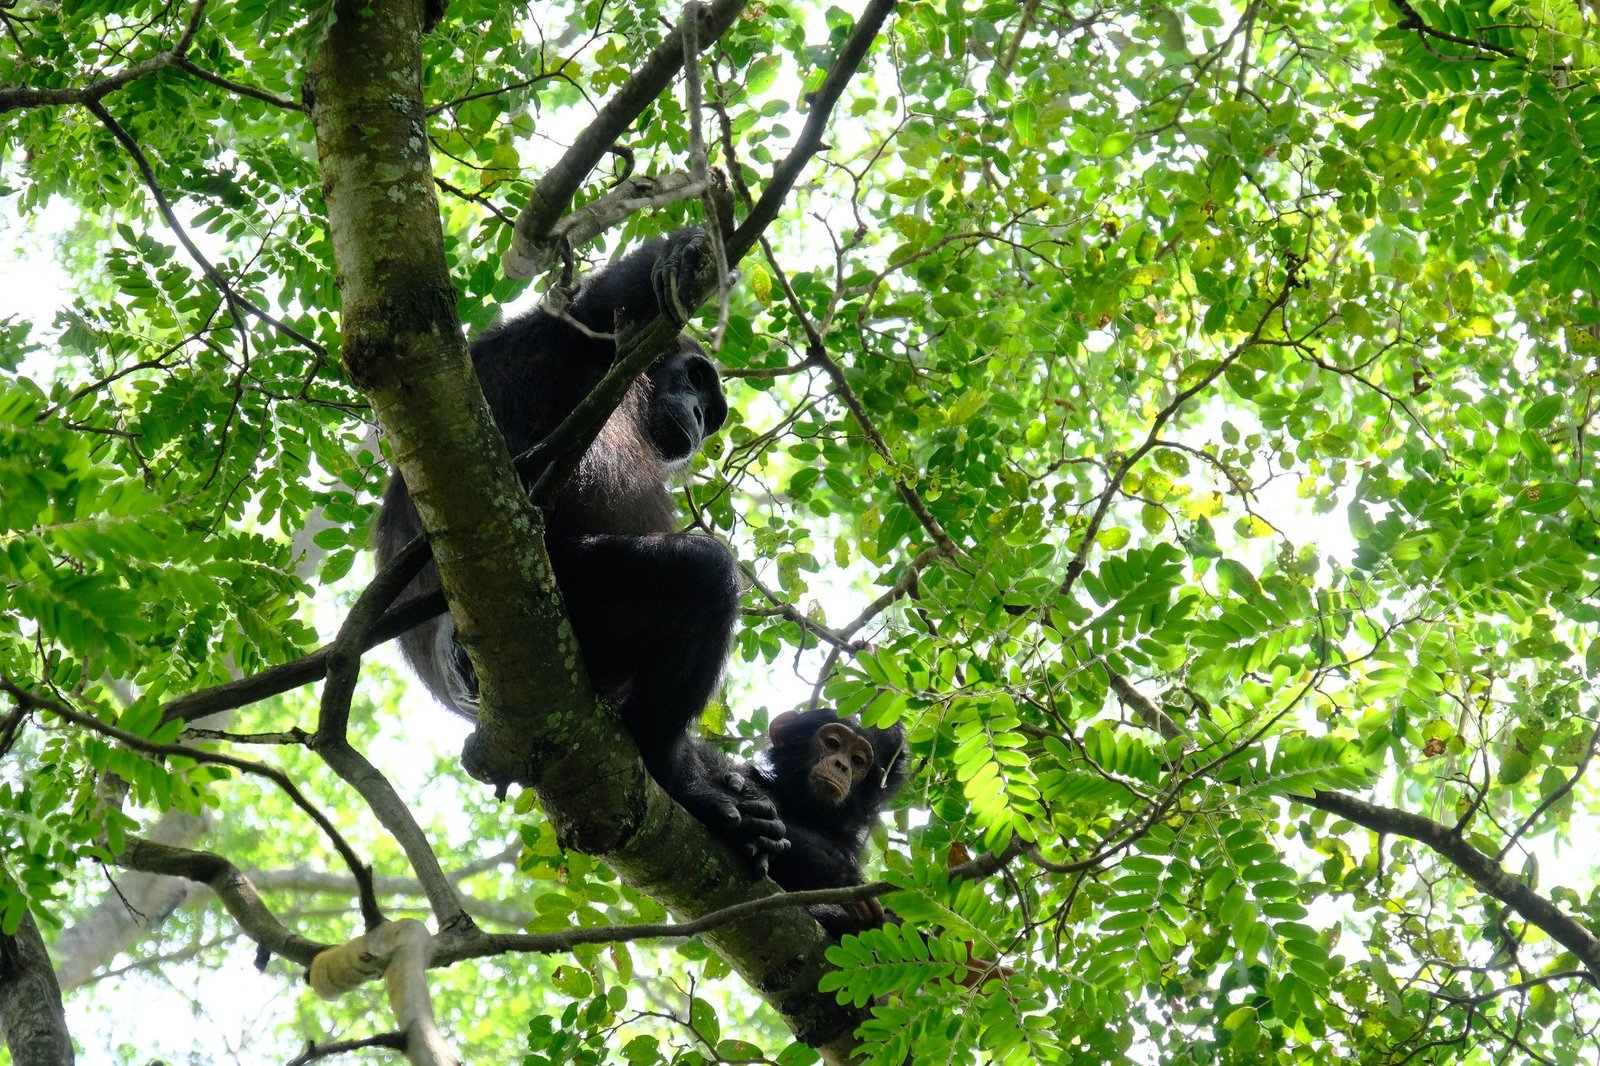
823, 734, 840, 750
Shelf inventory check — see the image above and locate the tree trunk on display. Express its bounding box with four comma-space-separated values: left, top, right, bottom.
0, 899, 75, 1065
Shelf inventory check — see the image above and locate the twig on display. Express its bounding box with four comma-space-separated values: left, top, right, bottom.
679, 1, 732, 349
1058, 260, 1302, 597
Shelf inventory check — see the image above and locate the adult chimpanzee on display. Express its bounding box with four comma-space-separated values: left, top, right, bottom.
375, 228, 785, 869
749, 709, 908, 936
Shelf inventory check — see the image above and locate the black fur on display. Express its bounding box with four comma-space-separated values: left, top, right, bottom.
376, 229, 783, 868
751, 709, 909, 936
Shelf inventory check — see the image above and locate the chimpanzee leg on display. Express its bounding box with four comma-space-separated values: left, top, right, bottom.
546, 532, 784, 871
547, 532, 739, 751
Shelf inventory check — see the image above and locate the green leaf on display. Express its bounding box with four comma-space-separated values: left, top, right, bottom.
1098, 131, 1134, 158
1522, 394, 1562, 429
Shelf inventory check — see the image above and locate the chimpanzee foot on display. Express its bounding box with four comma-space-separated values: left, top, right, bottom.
716, 769, 788, 877
651, 228, 706, 325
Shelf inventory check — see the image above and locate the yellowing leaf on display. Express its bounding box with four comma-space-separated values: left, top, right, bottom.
1096, 527, 1131, 550
749, 260, 772, 305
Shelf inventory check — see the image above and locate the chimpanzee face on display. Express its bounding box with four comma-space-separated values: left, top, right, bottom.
807, 722, 874, 805
644, 341, 726, 463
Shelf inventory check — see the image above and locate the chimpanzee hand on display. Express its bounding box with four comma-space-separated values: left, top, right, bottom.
650, 228, 706, 326
805, 898, 891, 938
843, 896, 886, 928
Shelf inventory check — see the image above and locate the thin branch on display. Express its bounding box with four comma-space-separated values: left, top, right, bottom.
161, 588, 446, 725
680, 1, 732, 348
452, 870, 993, 960
117, 836, 330, 966
731, 0, 898, 253
503, 0, 748, 275
86, 101, 327, 358
738, 563, 866, 652
312, 536, 468, 933
286, 1033, 408, 1066
1109, 671, 1600, 983
1433, 970, 1591, 1007
1388, 0, 1520, 60
248, 863, 530, 928
173, 56, 302, 110
804, 341, 961, 558
1, 679, 374, 909
1497, 712, 1600, 861
1058, 259, 1303, 597
1303, 790, 1600, 983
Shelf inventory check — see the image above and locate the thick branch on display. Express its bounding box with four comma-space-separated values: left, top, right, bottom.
528, 0, 900, 514
309, 1, 901, 1056
309, 919, 458, 1066
503, 171, 706, 279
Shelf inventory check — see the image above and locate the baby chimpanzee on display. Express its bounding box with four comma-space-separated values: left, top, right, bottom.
748, 709, 908, 936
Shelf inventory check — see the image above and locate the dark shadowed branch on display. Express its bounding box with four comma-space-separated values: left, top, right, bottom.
522, 0, 902, 513
118, 836, 331, 966
312, 534, 470, 933
286, 1033, 409, 1066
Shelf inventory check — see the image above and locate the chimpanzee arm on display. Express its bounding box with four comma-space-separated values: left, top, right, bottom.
567, 229, 706, 337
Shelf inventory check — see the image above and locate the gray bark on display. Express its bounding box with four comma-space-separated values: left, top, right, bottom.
0, 900, 76, 1065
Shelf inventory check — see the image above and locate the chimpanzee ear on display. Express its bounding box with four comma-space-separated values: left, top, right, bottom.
769, 710, 800, 742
